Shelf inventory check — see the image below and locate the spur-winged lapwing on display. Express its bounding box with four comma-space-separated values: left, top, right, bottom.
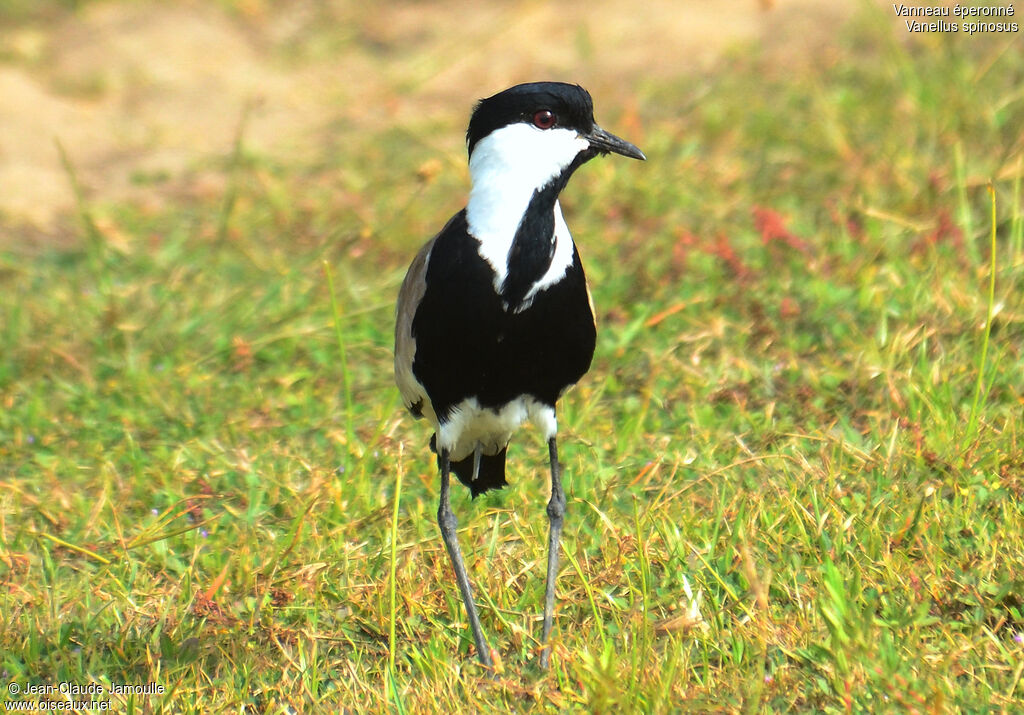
394, 81, 644, 669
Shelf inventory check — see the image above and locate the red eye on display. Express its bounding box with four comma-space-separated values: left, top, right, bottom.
532, 110, 556, 129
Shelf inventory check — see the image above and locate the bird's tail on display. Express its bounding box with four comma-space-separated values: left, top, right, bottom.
452, 447, 508, 497
430, 436, 508, 498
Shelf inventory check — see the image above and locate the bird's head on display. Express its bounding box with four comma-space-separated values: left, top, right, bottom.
466, 82, 645, 193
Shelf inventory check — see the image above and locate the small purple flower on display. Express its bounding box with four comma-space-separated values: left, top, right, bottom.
200, 529, 209, 539
26, 434, 35, 444
1014, 632, 1024, 645
151, 508, 159, 516
764, 674, 774, 684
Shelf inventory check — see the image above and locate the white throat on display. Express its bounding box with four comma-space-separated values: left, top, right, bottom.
465, 124, 588, 292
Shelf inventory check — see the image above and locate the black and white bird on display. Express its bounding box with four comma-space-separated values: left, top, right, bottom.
394, 81, 644, 669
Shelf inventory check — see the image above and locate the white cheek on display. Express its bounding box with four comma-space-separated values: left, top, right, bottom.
469, 124, 588, 189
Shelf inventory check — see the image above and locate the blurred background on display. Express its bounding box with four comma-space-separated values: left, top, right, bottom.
2, 0, 851, 236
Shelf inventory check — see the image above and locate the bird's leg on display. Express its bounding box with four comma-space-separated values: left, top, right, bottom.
539, 436, 565, 669
437, 448, 493, 668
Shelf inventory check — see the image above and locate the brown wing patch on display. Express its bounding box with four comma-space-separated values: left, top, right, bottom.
394, 236, 436, 422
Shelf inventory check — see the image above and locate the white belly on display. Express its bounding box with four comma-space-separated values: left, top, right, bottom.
436, 396, 557, 462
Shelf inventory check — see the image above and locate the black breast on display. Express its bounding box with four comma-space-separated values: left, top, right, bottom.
411, 210, 596, 423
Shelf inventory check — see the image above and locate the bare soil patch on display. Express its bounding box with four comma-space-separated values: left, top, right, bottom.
0, 0, 852, 237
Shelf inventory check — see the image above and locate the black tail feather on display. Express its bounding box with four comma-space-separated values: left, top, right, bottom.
430, 435, 508, 498
452, 448, 508, 497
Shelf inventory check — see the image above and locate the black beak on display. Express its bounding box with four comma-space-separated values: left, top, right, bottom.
585, 125, 646, 161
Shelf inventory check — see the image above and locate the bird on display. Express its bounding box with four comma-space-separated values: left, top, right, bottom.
394, 81, 644, 670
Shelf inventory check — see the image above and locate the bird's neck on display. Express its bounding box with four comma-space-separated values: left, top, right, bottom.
467, 165, 552, 276
501, 179, 564, 307
465, 126, 589, 304
470, 168, 589, 309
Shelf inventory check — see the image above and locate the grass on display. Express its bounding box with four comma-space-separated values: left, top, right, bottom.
2, 4, 1024, 712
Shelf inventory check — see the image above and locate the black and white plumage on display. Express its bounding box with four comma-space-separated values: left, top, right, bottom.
394, 81, 644, 669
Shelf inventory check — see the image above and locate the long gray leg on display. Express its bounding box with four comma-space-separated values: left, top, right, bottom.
437, 448, 493, 668
539, 437, 565, 669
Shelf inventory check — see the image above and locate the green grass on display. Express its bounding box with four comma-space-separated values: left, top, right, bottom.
3, 6, 1024, 713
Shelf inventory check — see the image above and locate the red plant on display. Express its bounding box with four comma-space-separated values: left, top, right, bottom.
753, 206, 812, 255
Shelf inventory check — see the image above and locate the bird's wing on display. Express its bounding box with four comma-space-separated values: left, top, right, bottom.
395, 210, 501, 431
394, 234, 436, 423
